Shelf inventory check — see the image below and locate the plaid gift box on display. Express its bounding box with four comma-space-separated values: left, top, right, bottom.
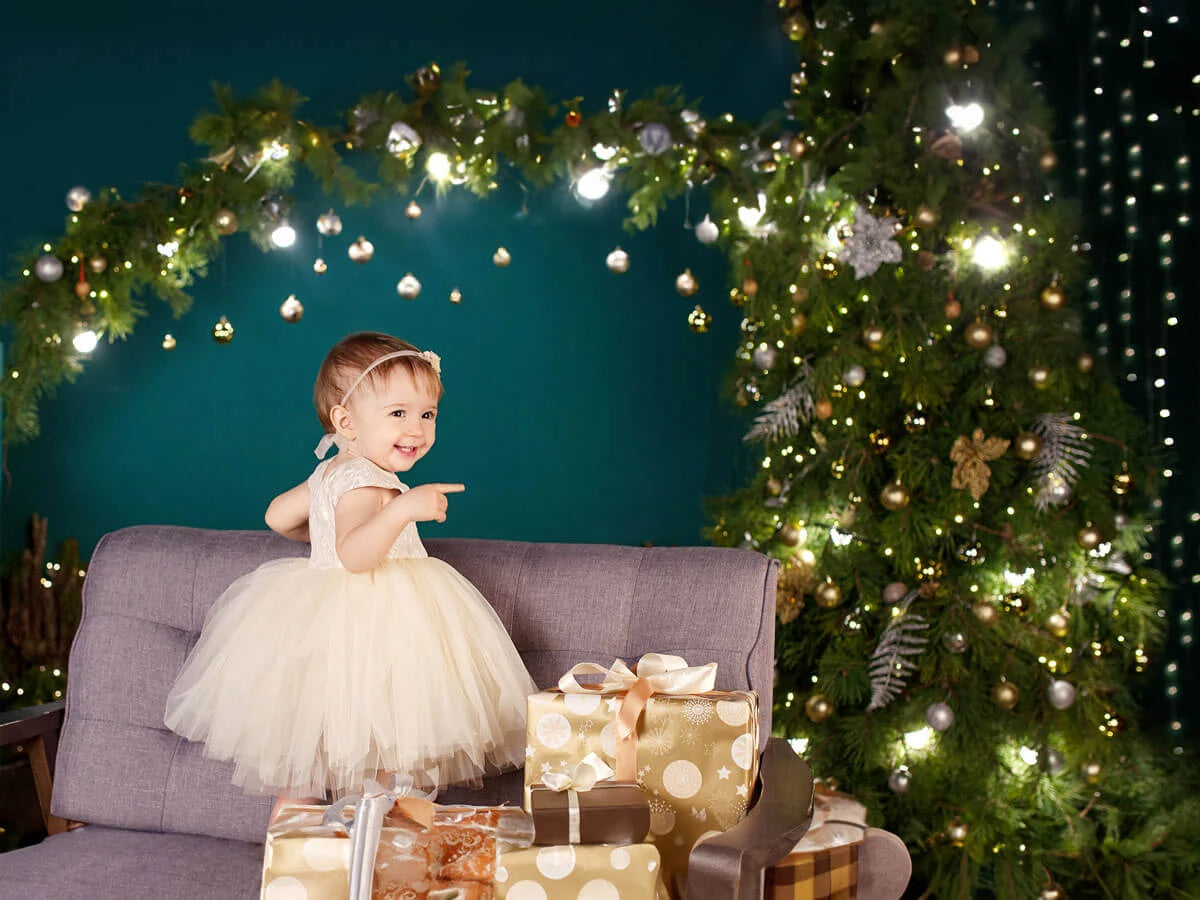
764, 785, 867, 900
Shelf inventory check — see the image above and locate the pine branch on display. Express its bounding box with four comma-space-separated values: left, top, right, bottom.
744, 360, 816, 444
866, 593, 929, 712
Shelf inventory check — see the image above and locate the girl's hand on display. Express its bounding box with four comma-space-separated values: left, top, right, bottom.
395, 483, 466, 523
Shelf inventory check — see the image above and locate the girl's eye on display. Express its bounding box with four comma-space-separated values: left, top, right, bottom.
422, 411, 436, 420
391, 410, 405, 417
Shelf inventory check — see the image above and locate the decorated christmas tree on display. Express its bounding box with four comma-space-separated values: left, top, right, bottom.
706, 1, 1200, 896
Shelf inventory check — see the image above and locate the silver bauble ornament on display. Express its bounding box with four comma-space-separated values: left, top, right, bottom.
983, 344, 1007, 368
606, 247, 630, 274
316, 210, 343, 237
925, 702, 954, 731
1046, 748, 1065, 775
1047, 679, 1076, 709
675, 269, 699, 296
695, 214, 720, 244
882, 582, 909, 605
279, 295, 304, 323
405, 200, 422, 220
753, 346, 778, 370
313, 258, 328, 275
492, 246, 512, 268
637, 122, 672, 156
942, 631, 968, 653
34, 254, 64, 282
888, 768, 911, 795
347, 236, 375, 263
65, 185, 92, 212
385, 121, 421, 157
396, 273, 422, 299
844, 364, 867, 387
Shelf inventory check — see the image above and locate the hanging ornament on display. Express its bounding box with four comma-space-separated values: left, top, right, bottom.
916, 250, 937, 271
903, 407, 929, 434
942, 631, 968, 653
786, 134, 809, 158
887, 767, 911, 795
841, 205, 902, 279
34, 254, 64, 282
945, 817, 968, 847
777, 523, 802, 547
492, 247, 512, 268
675, 269, 699, 296
396, 273, 422, 300
1111, 465, 1135, 496
1028, 365, 1051, 388
1076, 523, 1103, 550
1000, 593, 1031, 617
214, 209, 239, 235
65, 185, 92, 211
1013, 431, 1043, 460
815, 397, 833, 420
991, 681, 1019, 711
212, 316, 235, 344
413, 63, 441, 95
955, 540, 986, 566
804, 693, 834, 723
861, 325, 886, 350
449, 288, 463, 304
983, 344, 1007, 368
879, 481, 910, 511
1040, 283, 1067, 311
161, 334, 177, 351
740, 278, 758, 299
385, 121, 421, 157
1045, 748, 1065, 775
279, 295, 304, 323
882, 582, 909, 605
782, 11, 809, 40
316, 210, 344, 237
1077, 352, 1095, 373
944, 298, 962, 319
786, 309, 807, 336
962, 44, 981, 64
74, 279, 91, 300
1037, 472, 1073, 509
1082, 760, 1102, 784
964, 320, 994, 349
814, 582, 843, 608
405, 200, 423, 220
869, 431, 892, 454
87, 256, 108, 274
565, 109, 582, 128
606, 247, 630, 274
680, 109, 705, 139
830, 457, 846, 479
914, 204, 938, 228
313, 258, 328, 275
1038, 884, 1066, 900
687, 305, 711, 334
950, 429, 1010, 501
944, 47, 963, 66
1045, 609, 1070, 638
973, 602, 999, 627
1039, 149, 1060, 172
925, 702, 954, 731
844, 364, 867, 387
1047, 679, 1076, 710
695, 215, 719, 244
765, 477, 784, 497
752, 345, 778, 370
637, 122, 672, 156
348, 237, 375, 263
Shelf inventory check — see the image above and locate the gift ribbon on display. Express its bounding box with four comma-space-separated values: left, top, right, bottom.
323, 774, 438, 900
540, 752, 615, 844
557, 653, 718, 780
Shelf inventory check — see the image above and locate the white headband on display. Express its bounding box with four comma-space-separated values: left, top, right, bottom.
314, 348, 442, 459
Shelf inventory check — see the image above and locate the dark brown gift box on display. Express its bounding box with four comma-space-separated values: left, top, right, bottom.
529, 781, 650, 845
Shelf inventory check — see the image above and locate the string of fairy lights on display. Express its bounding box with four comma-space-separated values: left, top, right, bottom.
1058, 0, 1196, 751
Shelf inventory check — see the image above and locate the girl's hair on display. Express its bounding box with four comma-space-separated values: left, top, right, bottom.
313, 332, 444, 431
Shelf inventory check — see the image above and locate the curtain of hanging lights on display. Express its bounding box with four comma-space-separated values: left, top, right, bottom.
1038, 0, 1197, 751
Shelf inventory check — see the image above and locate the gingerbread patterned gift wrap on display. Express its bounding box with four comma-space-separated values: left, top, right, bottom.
523, 654, 760, 895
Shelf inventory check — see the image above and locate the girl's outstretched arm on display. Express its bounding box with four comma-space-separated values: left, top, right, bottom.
335, 482, 465, 573
265, 480, 311, 542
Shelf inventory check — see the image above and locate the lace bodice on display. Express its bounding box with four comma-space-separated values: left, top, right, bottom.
306, 455, 428, 569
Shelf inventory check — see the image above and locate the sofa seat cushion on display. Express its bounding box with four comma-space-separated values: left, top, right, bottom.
0, 825, 263, 900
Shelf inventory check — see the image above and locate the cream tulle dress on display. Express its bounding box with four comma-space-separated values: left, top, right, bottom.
163, 454, 536, 797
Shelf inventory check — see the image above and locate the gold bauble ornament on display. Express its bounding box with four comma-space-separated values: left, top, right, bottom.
973, 601, 999, 627
991, 681, 1019, 711
765, 476, 784, 497
405, 200, 423, 220
964, 320, 994, 349
787, 134, 808, 158
1045, 609, 1070, 638
212, 316, 234, 344
869, 430, 892, 453
687, 305, 711, 334
945, 817, 968, 846
413, 63, 441, 96
1001, 592, 1031, 617
449, 288, 463, 304
1112, 466, 1135, 496
943, 47, 963, 66
944, 298, 962, 319
814, 581, 843, 608
742, 277, 759, 297
1039, 885, 1066, 900
214, 209, 239, 235
830, 457, 846, 479
74, 280, 91, 300
815, 397, 833, 420
1040, 283, 1067, 311
492, 246, 512, 268
783, 13, 809, 41
962, 44, 981, 64
675, 269, 699, 297
279, 295, 304, 323
396, 273, 422, 300
904, 407, 929, 434
1013, 431, 1044, 460
1039, 149, 1060, 171
1082, 760, 1102, 784
316, 209, 343, 237
917, 558, 946, 584
879, 481, 910, 511
606, 247, 630, 274
1078, 352, 1095, 373
1028, 365, 1051, 388
915, 205, 938, 228
313, 258, 328, 275
161, 333, 177, 351
87, 256, 107, 274
862, 325, 886, 350
1077, 523, 1104, 550
804, 693, 834, 723
348, 236, 375, 263
786, 310, 807, 336
778, 524, 802, 547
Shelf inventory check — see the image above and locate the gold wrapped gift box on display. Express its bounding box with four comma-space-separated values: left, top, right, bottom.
495, 842, 670, 900
765, 787, 868, 900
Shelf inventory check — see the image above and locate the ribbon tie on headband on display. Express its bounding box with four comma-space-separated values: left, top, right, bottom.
557, 653, 718, 780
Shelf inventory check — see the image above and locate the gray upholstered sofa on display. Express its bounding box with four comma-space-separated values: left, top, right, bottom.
0, 525, 910, 899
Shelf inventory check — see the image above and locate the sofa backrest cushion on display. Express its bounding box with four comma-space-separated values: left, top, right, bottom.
52, 525, 777, 842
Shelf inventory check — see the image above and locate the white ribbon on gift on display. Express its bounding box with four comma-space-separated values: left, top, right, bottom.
539, 752, 616, 844
323, 773, 439, 900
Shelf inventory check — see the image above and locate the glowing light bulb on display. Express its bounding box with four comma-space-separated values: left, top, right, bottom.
1019, 746, 1039, 766
263, 139, 289, 161
946, 102, 985, 133
575, 167, 612, 201
904, 727, 933, 750
270, 222, 297, 248
73, 329, 99, 354
156, 240, 179, 258
973, 236, 1008, 271
426, 151, 452, 182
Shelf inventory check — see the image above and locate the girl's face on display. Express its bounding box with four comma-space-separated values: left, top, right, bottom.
341, 368, 438, 472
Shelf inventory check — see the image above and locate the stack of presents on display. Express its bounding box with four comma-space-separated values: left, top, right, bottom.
262, 654, 868, 900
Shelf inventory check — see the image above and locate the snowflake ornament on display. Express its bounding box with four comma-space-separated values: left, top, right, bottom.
841, 205, 903, 279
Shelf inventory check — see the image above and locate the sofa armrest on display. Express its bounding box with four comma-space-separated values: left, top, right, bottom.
686, 737, 814, 900
0, 700, 67, 835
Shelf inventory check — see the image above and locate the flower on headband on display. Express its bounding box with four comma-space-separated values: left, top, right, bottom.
420, 350, 441, 374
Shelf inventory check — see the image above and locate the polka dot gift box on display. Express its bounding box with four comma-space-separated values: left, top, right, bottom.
494, 842, 670, 900
523, 655, 760, 896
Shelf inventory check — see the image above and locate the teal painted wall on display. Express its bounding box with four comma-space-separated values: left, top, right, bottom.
0, 1, 794, 558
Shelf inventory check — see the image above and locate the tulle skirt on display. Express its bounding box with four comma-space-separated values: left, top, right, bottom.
163, 557, 537, 797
